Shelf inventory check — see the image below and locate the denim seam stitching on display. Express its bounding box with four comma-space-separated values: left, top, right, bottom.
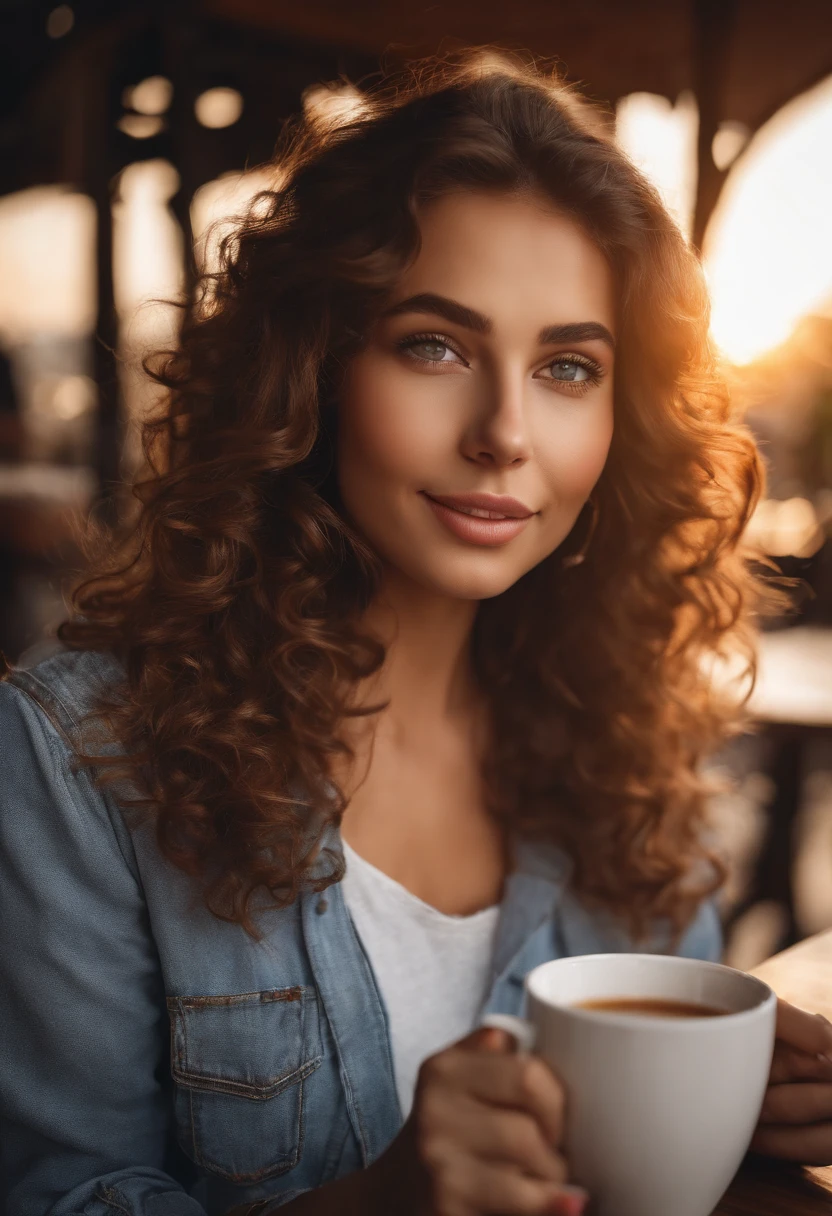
7, 668, 82, 740
167, 986, 307, 1009
170, 990, 320, 1183
95, 1186, 132, 1216
293, 1074, 304, 1172
302, 888, 370, 1161
172, 1053, 322, 1099
341, 895, 396, 1150
167, 988, 321, 1095
182, 1071, 301, 1185
188, 1081, 201, 1169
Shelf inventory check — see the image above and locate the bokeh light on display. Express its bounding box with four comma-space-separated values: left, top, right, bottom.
194, 87, 244, 129
113, 160, 185, 444
191, 167, 282, 274
745, 496, 825, 559
51, 374, 96, 421
125, 76, 173, 117
45, 5, 74, 39
302, 81, 366, 128
711, 120, 750, 171
117, 114, 165, 140
0, 186, 96, 343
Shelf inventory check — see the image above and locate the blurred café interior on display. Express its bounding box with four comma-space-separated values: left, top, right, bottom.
1, 0, 831, 968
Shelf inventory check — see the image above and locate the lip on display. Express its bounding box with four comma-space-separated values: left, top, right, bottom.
421, 491, 535, 547
423, 492, 535, 519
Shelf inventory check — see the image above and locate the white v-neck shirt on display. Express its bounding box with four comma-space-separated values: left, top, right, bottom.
340, 838, 500, 1118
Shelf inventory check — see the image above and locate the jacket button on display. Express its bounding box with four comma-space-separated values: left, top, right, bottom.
316, 896, 328, 914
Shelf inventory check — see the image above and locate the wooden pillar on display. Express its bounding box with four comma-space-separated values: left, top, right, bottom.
162, 15, 200, 302
66, 21, 129, 528
91, 180, 121, 529
691, 0, 739, 253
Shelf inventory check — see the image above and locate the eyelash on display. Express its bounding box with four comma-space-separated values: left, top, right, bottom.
395, 331, 605, 395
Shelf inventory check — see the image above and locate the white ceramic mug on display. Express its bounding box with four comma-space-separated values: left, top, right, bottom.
482, 953, 777, 1216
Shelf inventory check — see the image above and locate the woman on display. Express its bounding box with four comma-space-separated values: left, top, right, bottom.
1, 50, 831, 1216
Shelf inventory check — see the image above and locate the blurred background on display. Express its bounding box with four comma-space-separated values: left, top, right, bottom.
1, 0, 831, 965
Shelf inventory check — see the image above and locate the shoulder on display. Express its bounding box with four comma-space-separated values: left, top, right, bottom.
557, 887, 723, 963
2, 644, 127, 753
0, 646, 140, 883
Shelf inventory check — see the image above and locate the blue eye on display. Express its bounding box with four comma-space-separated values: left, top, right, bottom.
550, 360, 590, 382
410, 340, 450, 361
396, 332, 466, 367
540, 355, 603, 393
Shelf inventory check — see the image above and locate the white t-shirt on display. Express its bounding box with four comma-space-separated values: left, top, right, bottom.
340, 838, 500, 1118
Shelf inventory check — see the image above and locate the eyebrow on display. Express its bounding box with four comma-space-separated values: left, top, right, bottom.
381, 292, 616, 351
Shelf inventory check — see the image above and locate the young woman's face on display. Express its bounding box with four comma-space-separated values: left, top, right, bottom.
336, 190, 616, 602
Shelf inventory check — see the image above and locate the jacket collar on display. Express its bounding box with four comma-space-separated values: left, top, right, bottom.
308, 812, 574, 995
488, 835, 572, 986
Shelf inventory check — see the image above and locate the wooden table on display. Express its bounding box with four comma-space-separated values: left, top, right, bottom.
711, 928, 832, 1214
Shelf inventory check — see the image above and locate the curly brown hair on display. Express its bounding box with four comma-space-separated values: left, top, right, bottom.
58, 48, 779, 942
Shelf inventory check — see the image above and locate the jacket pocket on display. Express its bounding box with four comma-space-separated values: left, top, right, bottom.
166, 986, 323, 1184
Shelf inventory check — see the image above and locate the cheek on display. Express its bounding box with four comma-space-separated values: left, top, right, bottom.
538, 405, 614, 501
337, 357, 450, 483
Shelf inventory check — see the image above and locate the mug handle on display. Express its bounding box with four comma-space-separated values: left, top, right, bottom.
480, 1013, 536, 1055
479, 1015, 592, 1212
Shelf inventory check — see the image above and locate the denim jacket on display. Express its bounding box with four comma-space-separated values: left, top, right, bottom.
0, 647, 722, 1216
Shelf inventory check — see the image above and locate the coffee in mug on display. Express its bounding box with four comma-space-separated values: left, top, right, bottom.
574, 996, 728, 1018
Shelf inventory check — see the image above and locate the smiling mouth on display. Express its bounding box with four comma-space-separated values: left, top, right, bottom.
421, 492, 535, 547
422, 492, 534, 520
438, 502, 513, 520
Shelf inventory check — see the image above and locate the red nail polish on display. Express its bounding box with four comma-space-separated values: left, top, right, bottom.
547, 1187, 589, 1216
480, 1027, 509, 1051
562, 1198, 588, 1216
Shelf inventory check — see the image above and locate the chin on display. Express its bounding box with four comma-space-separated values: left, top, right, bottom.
409, 561, 526, 602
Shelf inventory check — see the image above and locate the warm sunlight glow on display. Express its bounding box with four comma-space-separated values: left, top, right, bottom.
615, 91, 698, 242
705, 74, 832, 365
0, 186, 96, 343
113, 160, 184, 335
113, 160, 185, 442
302, 81, 366, 129
711, 121, 750, 171
191, 167, 282, 274
745, 496, 824, 558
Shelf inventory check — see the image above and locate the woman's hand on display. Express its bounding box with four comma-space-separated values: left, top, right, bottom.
751, 998, 832, 1165
407, 1025, 588, 1216
222, 1027, 585, 1216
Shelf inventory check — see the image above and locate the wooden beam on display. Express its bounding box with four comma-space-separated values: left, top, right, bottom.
691, 0, 739, 252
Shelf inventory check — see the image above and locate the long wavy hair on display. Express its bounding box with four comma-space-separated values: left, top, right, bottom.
58, 49, 780, 941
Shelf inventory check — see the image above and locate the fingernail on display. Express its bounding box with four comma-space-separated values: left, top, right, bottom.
547, 1185, 589, 1215
479, 1027, 510, 1051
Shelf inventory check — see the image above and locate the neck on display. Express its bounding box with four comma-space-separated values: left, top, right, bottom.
349, 566, 482, 734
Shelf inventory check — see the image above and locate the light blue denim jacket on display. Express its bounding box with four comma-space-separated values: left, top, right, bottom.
0, 647, 722, 1216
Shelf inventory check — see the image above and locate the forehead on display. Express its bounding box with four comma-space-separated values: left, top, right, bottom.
397, 190, 616, 336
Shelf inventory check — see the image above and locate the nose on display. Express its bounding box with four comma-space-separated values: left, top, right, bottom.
460, 365, 533, 468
